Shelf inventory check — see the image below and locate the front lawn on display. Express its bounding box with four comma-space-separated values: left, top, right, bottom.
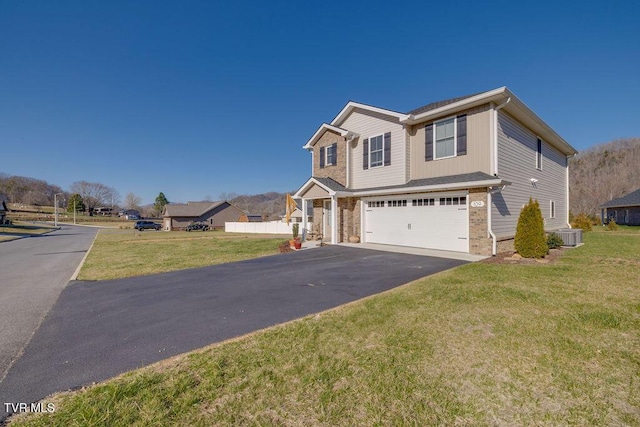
0, 222, 57, 242
11, 229, 640, 426
78, 230, 286, 280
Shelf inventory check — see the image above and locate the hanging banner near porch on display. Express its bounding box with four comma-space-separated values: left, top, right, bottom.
284, 193, 297, 224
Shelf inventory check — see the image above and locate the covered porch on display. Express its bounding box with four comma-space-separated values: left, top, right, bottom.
294, 177, 360, 245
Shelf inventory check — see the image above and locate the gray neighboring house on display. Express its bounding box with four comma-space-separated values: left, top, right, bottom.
0, 194, 8, 224
600, 188, 640, 225
163, 201, 245, 231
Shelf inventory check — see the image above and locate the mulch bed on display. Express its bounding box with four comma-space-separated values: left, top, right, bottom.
480, 248, 567, 265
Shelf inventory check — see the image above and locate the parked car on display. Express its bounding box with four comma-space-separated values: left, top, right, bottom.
186, 221, 209, 232
134, 220, 161, 231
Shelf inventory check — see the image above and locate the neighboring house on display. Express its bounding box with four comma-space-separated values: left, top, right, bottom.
600, 188, 640, 225
280, 203, 313, 224
294, 86, 578, 256
119, 209, 141, 220
239, 214, 263, 222
163, 201, 245, 231
0, 194, 8, 224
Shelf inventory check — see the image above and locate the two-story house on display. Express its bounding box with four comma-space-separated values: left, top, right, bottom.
294, 87, 578, 256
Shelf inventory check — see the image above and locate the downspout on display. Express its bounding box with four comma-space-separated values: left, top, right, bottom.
488, 97, 511, 255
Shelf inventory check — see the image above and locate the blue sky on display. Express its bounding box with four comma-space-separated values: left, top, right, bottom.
1, 1, 638, 204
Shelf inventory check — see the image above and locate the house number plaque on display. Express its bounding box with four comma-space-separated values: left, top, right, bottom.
470, 201, 485, 208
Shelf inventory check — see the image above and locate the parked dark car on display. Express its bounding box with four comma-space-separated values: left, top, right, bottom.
134, 220, 161, 231
186, 222, 209, 232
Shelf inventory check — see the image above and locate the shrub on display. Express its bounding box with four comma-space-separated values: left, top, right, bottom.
547, 232, 564, 249
607, 219, 618, 231
571, 213, 593, 232
292, 223, 299, 239
514, 198, 549, 258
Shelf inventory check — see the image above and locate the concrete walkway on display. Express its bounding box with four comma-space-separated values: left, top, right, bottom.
302, 240, 488, 262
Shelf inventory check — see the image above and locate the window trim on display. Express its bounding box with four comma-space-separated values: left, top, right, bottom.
325, 144, 336, 166
433, 115, 457, 160
368, 133, 384, 168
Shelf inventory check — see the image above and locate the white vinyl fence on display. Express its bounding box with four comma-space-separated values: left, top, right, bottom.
225, 221, 312, 235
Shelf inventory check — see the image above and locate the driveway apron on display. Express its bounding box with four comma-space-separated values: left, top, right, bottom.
0, 245, 466, 420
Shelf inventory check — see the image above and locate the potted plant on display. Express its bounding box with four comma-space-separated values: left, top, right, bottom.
292, 223, 302, 249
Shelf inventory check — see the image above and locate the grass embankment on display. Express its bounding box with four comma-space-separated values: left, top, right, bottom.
78, 230, 285, 280
12, 228, 640, 426
0, 222, 57, 242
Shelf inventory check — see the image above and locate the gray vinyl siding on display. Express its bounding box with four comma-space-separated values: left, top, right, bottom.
341, 109, 406, 189
409, 104, 492, 179
492, 111, 569, 238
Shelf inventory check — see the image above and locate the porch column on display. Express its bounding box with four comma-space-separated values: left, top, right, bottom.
301, 198, 308, 242
331, 195, 338, 244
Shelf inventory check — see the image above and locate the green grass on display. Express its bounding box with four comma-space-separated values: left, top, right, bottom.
11, 228, 640, 426
78, 230, 286, 280
0, 222, 57, 242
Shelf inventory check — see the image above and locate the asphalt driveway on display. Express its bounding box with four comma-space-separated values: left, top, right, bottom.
0, 245, 467, 420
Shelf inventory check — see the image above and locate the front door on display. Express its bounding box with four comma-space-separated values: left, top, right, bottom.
323, 200, 332, 240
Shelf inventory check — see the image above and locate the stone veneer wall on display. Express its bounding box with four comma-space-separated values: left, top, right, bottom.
339, 198, 361, 242
468, 188, 492, 256
313, 131, 346, 186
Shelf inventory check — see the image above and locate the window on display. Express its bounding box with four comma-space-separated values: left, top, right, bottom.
367, 201, 385, 208
369, 134, 383, 167
435, 118, 455, 159
625, 210, 630, 224
550, 200, 556, 219
413, 198, 435, 206
326, 144, 336, 166
439, 196, 466, 206
536, 138, 542, 170
388, 200, 407, 207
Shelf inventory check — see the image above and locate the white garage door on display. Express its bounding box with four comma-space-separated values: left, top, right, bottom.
364, 192, 469, 252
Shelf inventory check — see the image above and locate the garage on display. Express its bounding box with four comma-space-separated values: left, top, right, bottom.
363, 192, 469, 252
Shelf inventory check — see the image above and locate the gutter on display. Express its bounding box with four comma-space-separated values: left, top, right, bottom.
487, 97, 511, 255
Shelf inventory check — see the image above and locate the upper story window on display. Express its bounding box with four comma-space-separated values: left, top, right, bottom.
425, 114, 467, 161
326, 144, 336, 166
319, 142, 337, 168
536, 138, 543, 170
370, 134, 384, 167
435, 118, 456, 159
363, 132, 391, 170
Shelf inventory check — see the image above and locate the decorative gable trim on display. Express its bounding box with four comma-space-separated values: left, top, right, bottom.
303, 123, 359, 150
331, 101, 410, 127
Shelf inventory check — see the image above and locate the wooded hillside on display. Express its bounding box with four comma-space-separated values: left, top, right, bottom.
569, 138, 640, 217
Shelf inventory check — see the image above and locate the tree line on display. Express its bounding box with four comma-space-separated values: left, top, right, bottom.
0, 175, 169, 217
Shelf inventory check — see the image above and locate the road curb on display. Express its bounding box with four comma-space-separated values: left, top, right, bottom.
70, 231, 99, 281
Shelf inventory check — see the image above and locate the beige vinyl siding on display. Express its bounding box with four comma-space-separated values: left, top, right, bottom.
340, 109, 406, 190
409, 104, 492, 179
492, 111, 569, 238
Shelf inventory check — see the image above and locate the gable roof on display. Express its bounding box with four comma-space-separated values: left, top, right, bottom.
408, 91, 485, 116
303, 123, 360, 149
163, 201, 229, 218
317, 87, 577, 157
600, 188, 640, 208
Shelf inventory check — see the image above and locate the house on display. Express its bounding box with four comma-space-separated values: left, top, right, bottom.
239, 214, 263, 222
600, 188, 640, 225
119, 209, 141, 220
163, 201, 245, 231
0, 194, 8, 224
294, 87, 578, 256
280, 203, 313, 224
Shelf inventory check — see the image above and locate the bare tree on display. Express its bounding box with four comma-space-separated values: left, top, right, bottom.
124, 192, 142, 210
569, 138, 640, 217
70, 181, 117, 215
